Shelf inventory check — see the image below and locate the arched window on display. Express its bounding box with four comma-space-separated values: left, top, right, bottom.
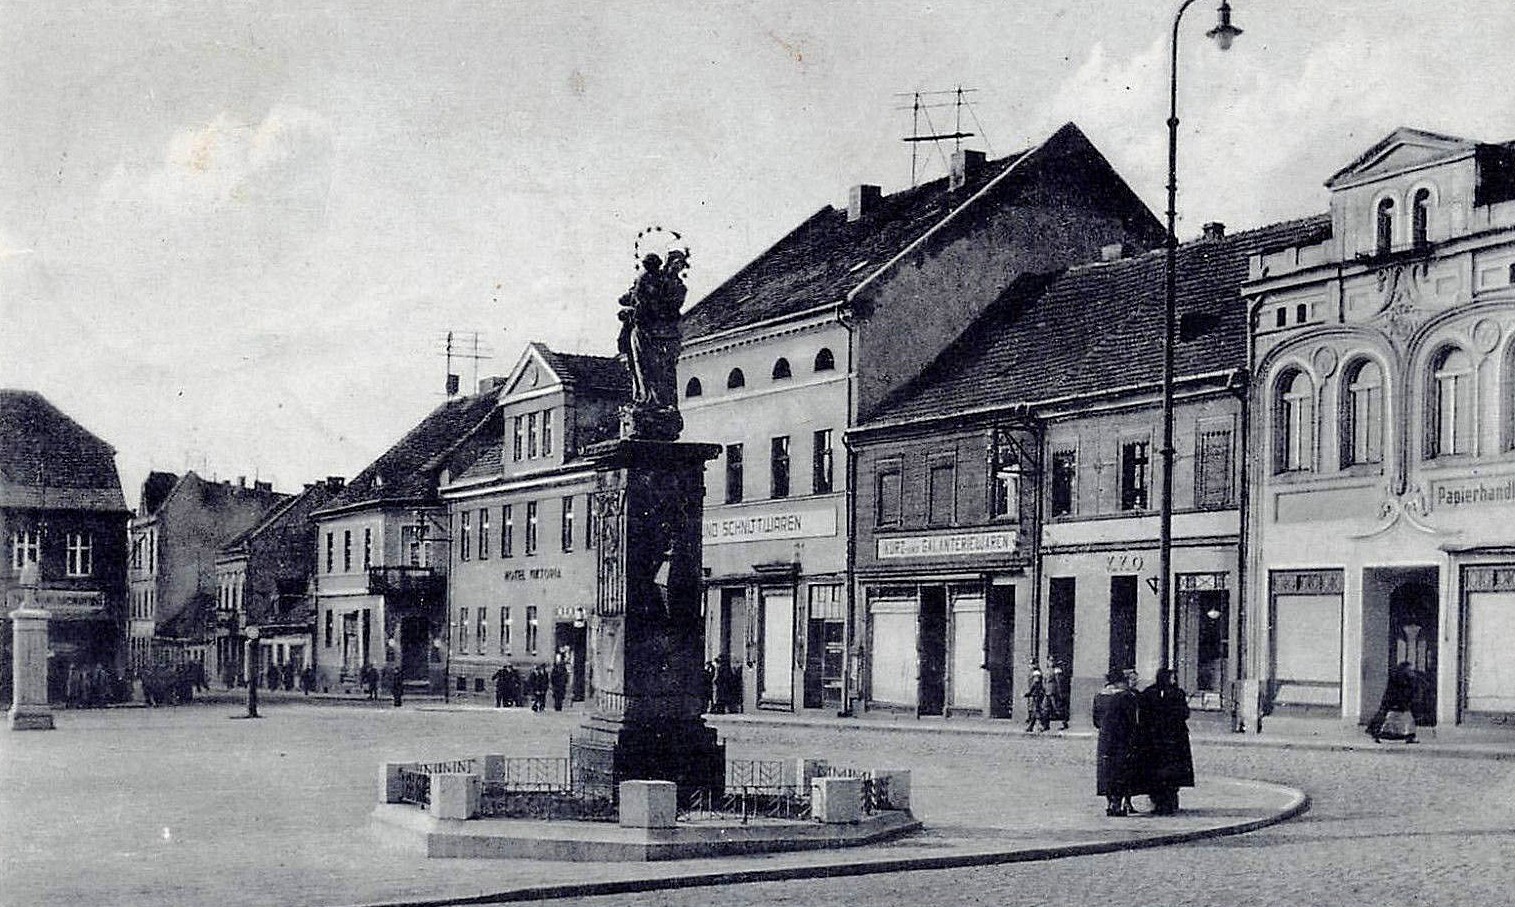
1429, 347, 1473, 457
1342, 359, 1384, 466
684, 377, 703, 399
814, 348, 836, 372
771, 357, 792, 380
1276, 370, 1315, 472
1376, 198, 1395, 255
726, 368, 746, 390
1411, 188, 1431, 247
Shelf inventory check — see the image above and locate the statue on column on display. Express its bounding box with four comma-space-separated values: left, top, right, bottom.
617, 231, 689, 441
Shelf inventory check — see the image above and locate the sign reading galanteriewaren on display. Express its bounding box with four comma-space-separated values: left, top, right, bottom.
876, 530, 1017, 560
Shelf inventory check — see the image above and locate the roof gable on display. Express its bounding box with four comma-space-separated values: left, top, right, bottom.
504, 344, 564, 397
0, 390, 127, 511
1326, 127, 1477, 188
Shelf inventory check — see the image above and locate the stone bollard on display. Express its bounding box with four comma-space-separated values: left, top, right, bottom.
429, 773, 481, 820
867, 770, 912, 811
9, 565, 54, 731
811, 776, 863, 824
381, 762, 416, 804
619, 780, 677, 829
477, 754, 506, 783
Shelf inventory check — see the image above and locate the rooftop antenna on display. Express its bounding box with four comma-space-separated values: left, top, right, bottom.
895, 86, 982, 187
435, 330, 493, 396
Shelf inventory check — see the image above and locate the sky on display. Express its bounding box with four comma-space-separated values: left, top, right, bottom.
4, 0, 1515, 504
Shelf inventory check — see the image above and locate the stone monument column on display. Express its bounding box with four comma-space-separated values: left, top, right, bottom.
570, 439, 724, 801
9, 562, 55, 731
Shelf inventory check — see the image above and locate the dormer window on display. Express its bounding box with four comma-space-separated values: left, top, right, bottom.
1411, 188, 1431, 248
771, 357, 792, 380
1376, 198, 1395, 256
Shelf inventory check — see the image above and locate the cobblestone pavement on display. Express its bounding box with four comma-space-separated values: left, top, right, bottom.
0, 696, 1300, 907
557, 724, 1515, 907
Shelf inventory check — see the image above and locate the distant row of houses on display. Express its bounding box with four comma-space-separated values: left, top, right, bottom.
7, 123, 1515, 729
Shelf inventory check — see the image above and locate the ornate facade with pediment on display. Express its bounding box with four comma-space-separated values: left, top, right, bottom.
1245, 127, 1515, 728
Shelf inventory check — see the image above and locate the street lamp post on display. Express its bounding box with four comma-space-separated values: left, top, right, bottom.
244, 626, 261, 719
1160, 0, 1242, 670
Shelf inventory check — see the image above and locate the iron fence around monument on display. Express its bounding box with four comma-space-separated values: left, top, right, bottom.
397, 768, 430, 807
478, 755, 616, 821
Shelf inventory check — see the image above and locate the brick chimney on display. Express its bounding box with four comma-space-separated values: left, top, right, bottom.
478, 375, 507, 393
1202, 222, 1226, 241
253, 480, 271, 493
950, 149, 987, 191
848, 184, 882, 222
326, 476, 346, 491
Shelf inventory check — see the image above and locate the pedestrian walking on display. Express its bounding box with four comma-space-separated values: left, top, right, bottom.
549, 656, 569, 711
390, 666, 404, 707
1048, 660, 1071, 730
492, 665, 511, 708
361, 663, 378, 700
529, 664, 549, 712
301, 665, 316, 695
282, 661, 295, 691
1023, 663, 1050, 732
1367, 661, 1420, 743
1138, 668, 1194, 816
1092, 667, 1141, 817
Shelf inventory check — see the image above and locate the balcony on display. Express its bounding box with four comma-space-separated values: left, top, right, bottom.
367, 566, 445, 601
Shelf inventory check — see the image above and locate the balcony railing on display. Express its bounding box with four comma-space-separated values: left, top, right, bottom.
367, 566, 444, 599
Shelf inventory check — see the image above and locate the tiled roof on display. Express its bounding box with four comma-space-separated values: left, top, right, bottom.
871, 215, 1334, 425
221, 480, 344, 557
315, 391, 499, 514
0, 390, 127, 511
454, 440, 503, 483
534, 346, 630, 395
680, 150, 1031, 341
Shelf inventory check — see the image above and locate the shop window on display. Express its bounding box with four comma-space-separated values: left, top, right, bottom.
1276, 369, 1315, 472
771, 358, 792, 380
685, 377, 703, 398
725, 443, 744, 504
1050, 450, 1077, 517
770, 436, 791, 498
814, 348, 835, 372
1429, 346, 1473, 457
1119, 439, 1150, 511
1342, 358, 1384, 466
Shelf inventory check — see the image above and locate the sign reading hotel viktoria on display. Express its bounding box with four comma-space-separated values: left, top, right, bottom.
501, 566, 564, 581
703, 507, 837, 545
876, 529, 1017, 560
1433, 477, 1515, 509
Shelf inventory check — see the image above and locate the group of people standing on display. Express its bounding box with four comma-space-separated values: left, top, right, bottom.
1022, 660, 1071, 732
702, 655, 743, 714
491, 658, 569, 712
1092, 667, 1194, 817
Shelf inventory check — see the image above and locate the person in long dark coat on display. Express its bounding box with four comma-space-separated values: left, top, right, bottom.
1367, 661, 1419, 743
1092, 668, 1141, 816
1139, 668, 1195, 816
549, 656, 569, 711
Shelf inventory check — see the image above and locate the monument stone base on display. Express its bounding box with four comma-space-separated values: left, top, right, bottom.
571, 713, 725, 803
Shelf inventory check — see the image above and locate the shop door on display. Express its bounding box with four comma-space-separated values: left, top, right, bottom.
984, 585, 1015, 718
918, 586, 947, 716
400, 615, 430, 681
1177, 590, 1229, 695
803, 619, 844, 709
553, 622, 589, 701
759, 588, 795, 707
1048, 578, 1076, 673
1389, 581, 1438, 725
1108, 576, 1137, 674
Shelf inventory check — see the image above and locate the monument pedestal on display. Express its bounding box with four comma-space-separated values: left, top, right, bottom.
9, 606, 54, 731
571, 439, 724, 802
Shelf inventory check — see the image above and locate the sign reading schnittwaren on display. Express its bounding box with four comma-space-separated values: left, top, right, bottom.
876, 530, 1018, 559
703, 507, 838, 545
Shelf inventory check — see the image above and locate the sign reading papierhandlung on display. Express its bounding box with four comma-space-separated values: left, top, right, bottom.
703, 507, 838, 544
876, 530, 1017, 560
1433, 477, 1515, 509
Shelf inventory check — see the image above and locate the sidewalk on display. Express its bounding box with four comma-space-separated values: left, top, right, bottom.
705, 708, 1515, 761
0, 703, 1303, 907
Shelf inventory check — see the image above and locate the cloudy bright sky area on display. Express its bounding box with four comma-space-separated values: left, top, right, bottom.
4, 1, 1513, 502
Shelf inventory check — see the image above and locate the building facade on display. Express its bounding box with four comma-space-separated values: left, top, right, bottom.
439, 345, 627, 701
681, 123, 1166, 714
212, 477, 345, 685
126, 471, 286, 672
310, 389, 497, 694
1, 390, 131, 704
1246, 128, 1515, 728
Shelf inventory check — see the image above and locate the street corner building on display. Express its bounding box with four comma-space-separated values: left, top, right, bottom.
676, 122, 1167, 716
437, 344, 630, 701
1, 390, 130, 705
310, 389, 498, 695
1247, 128, 1515, 729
